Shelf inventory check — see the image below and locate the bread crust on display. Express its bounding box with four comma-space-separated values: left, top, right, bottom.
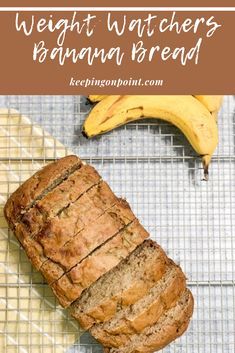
36, 182, 119, 258
9, 165, 106, 271
4, 155, 82, 229
19, 164, 101, 236
50, 220, 148, 307
71, 241, 169, 329
45, 200, 135, 271
12, 192, 136, 297
105, 289, 194, 353
5, 156, 145, 309
36, 199, 136, 290
14, 181, 118, 273
9, 164, 101, 252
91, 263, 186, 347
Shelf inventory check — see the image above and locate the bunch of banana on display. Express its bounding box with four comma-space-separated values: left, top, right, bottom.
83, 95, 223, 179
193, 95, 223, 121
88, 95, 223, 116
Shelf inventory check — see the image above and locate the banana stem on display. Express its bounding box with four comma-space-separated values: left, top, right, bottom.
202, 155, 212, 181
82, 129, 89, 139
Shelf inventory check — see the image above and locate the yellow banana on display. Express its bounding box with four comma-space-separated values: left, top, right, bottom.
194, 95, 223, 114
88, 95, 223, 120
88, 94, 224, 113
83, 95, 218, 179
88, 95, 108, 102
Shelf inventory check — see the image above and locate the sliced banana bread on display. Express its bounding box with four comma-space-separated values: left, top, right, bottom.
13, 180, 119, 272
50, 219, 149, 307
42, 199, 135, 271
16, 164, 101, 238
8, 161, 103, 273
90, 262, 186, 347
4, 155, 193, 353
4, 155, 82, 230
70, 240, 169, 329
104, 289, 194, 353
38, 198, 136, 286
36, 181, 119, 257
4, 156, 149, 309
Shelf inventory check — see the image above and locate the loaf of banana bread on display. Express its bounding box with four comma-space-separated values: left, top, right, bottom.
4, 156, 141, 306
4, 155, 194, 353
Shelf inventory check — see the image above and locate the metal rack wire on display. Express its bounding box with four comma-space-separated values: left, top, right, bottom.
0, 95, 234, 353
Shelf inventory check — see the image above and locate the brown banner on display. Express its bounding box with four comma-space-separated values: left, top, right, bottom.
1, 11, 235, 94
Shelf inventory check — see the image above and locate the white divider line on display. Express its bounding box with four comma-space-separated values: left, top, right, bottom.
0, 7, 234, 11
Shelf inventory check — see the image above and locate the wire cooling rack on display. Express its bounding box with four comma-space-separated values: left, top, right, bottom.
0, 95, 234, 353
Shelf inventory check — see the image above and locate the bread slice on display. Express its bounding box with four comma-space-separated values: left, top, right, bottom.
13, 233, 48, 270
12, 181, 118, 271
13, 197, 135, 281
70, 240, 169, 329
19, 164, 101, 236
39, 198, 135, 281
105, 289, 194, 353
35, 181, 118, 258
10, 163, 102, 271
4, 155, 82, 229
50, 219, 149, 307
91, 262, 186, 347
